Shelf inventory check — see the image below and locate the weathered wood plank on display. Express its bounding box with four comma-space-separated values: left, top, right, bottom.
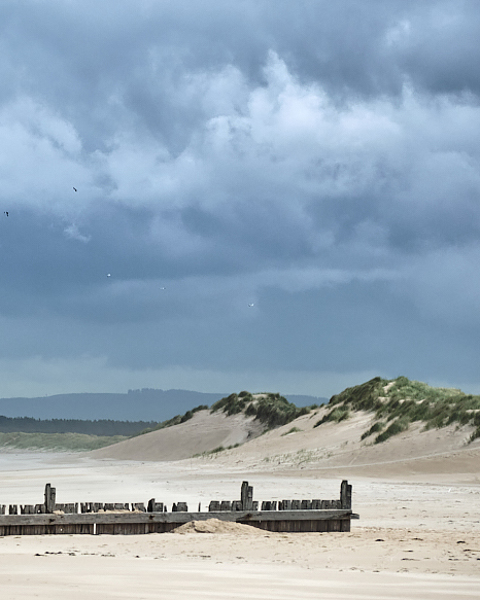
44, 483, 56, 513
0, 508, 352, 527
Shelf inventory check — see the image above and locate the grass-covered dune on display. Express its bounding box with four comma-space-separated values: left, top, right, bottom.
316, 376, 480, 444
138, 392, 320, 438
210, 391, 318, 429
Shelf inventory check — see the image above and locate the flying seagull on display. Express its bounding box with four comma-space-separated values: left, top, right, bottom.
3, 212, 8, 217
73, 187, 77, 192
107, 273, 111, 278
248, 303, 255, 307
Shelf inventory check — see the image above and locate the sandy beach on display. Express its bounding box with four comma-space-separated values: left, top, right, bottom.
1, 408, 480, 599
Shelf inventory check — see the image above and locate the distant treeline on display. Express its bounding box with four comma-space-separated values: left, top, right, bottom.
0, 416, 158, 436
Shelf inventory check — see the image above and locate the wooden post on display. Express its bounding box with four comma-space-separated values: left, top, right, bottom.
247, 486, 253, 510
44, 484, 56, 514
340, 480, 352, 509
241, 481, 249, 510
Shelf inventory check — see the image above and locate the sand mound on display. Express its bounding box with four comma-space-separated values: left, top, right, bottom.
172, 518, 265, 535
90, 409, 263, 461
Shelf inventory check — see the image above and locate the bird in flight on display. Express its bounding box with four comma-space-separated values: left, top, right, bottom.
73, 187, 77, 192
107, 273, 111, 278
3, 212, 8, 217
248, 303, 255, 307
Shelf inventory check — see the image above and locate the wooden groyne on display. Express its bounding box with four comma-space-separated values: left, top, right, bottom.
0, 480, 357, 536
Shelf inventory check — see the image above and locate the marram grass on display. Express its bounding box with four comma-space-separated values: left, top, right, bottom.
316, 376, 480, 444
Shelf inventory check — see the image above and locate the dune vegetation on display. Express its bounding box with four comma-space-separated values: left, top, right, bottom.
315, 376, 480, 443
210, 391, 315, 429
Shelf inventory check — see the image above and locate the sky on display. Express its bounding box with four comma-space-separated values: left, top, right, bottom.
1, 0, 480, 399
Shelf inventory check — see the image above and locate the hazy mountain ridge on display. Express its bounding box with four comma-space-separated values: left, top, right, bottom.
0, 390, 227, 421
0, 389, 326, 421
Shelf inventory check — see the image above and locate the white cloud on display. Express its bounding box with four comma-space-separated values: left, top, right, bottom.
384, 19, 412, 48
3, 51, 480, 232
0, 98, 90, 216
63, 223, 91, 243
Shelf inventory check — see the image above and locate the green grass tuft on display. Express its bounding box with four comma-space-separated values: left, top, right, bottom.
314, 406, 350, 428
211, 392, 311, 430
211, 393, 248, 415
282, 426, 301, 436
360, 421, 385, 440
328, 377, 388, 412
374, 418, 409, 444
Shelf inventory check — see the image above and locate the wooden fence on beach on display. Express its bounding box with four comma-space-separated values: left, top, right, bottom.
0, 480, 356, 536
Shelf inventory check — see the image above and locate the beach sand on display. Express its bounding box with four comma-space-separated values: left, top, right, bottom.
1, 411, 479, 599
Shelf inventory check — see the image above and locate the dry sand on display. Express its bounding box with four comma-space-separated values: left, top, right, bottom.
91, 410, 263, 462
1, 410, 480, 599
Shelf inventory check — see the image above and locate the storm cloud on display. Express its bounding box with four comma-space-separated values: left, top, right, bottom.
1, 0, 480, 397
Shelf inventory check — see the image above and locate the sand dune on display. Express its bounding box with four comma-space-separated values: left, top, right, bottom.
91, 404, 480, 482
91, 409, 263, 461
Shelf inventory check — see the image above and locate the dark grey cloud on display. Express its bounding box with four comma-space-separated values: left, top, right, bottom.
1, 0, 480, 397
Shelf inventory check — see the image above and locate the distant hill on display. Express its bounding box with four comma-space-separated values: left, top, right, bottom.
0, 389, 226, 421
0, 388, 326, 421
